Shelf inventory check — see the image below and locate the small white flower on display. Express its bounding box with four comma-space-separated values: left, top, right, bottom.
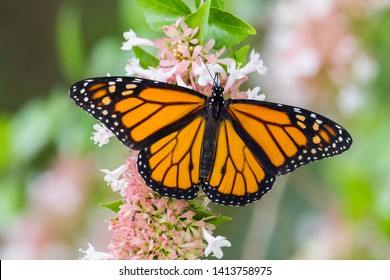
351, 53, 378, 84
176, 74, 192, 89
125, 58, 177, 82
110, 178, 127, 197
227, 61, 244, 78
100, 164, 128, 196
249, 49, 268, 75
247, 87, 265, 101
79, 243, 112, 260
338, 83, 365, 116
293, 47, 321, 77
145, 66, 177, 82
91, 123, 114, 147
125, 58, 143, 76
121, 29, 154, 51
235, 50, 267, 76
225, 50, 267, 91
194, 62, 224, 86
225, 61, 244, 90
203, 227, 231, 259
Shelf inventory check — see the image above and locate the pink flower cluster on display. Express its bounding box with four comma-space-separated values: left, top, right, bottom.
107, 157, 216, 260
89, 17, 268, 260
123, 18, 267, 100
264, 0, 377, 115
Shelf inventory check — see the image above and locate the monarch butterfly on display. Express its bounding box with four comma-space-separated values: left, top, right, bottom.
70, 76, 352, 206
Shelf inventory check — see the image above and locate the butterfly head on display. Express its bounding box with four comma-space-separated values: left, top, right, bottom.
210, 73, 224, 97
210, 81, 225, 119
211, 83, 224, 98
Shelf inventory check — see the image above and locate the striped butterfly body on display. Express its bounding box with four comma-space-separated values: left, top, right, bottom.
70, 76, 352, 206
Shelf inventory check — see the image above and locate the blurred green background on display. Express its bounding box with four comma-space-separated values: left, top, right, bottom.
1, 0, 390, 259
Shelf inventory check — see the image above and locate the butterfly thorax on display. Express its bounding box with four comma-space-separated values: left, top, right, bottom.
201, 84, 226, 180
209, 84, 225, 119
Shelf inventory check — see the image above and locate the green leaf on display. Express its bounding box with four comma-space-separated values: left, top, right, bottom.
207, 215, 232, 226
0, 115, 10, 168
99, 200, 123, 213
132, 46, 159, 68
192, 209, 232, 226
206, 8, 256, 49
194, 0, 201, 9
211, 0, 224, 9
56, 1, 85, 81
185, 0, 211, 45
229, 45, 250, 66
136, 0, 191, 30
195, 0, 224, 9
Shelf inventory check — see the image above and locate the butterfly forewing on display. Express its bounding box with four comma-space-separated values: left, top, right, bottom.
69, 77, 206, 150
227, 99, 353, 176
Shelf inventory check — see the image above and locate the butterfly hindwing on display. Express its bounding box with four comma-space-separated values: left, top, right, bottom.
227, 99, 353, 176
202, 118, 275, 206
137, 115, 206, 200
70, 77, 206, 150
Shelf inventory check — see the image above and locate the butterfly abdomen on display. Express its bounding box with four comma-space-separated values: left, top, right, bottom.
200, 86, 226, 179
200, 112, 221, 179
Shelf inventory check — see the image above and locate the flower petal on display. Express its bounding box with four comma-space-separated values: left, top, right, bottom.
122, 29, 154, 51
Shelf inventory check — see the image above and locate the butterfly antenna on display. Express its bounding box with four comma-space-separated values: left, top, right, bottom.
221, 73, 230, 87
198, 54, 217, 85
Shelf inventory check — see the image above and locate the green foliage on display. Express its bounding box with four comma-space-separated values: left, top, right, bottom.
229, 45, 250, 65
56, 1, 86, 81
211, 0, 225, 9
136, 0, 191, 30
189, 198, 231, 226
133, 46, 160, 68
185, 0, 211, 45
205, 8, 255, 49
0, 88, 97, 227
0, 115, 10, 168
195, 0, 225, 9
357, 9, 390, 103
192, 209, 232, 226
8, 91, 94, 165
100, 200, 124, 213
136, 0, 256, 50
